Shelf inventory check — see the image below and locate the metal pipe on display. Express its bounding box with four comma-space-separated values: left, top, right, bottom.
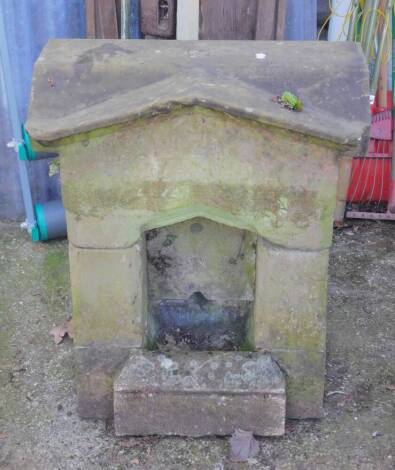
120, 0, 131, 38
34, 200, 67, 241
0, 2, 38, 240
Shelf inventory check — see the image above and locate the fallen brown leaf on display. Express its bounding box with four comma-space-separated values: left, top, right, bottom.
387, 384, 395, 391
0, 433, 7, 439
334, 221, 346, 229
130, 458, 140, 465
49, 317, 74, 344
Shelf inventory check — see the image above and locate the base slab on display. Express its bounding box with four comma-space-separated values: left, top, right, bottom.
114, 351, 285, 436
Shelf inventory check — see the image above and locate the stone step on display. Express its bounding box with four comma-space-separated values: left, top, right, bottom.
114, 351, 285, 436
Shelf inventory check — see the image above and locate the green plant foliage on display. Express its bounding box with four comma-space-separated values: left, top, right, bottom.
280, 91, 303, 112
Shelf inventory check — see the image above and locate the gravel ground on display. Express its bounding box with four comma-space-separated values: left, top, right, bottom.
0, 219, 394, 470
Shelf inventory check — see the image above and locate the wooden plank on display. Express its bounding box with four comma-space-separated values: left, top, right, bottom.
85, 0, 96, 38
255, 0, 276, 39
95, 0, 118, 38
140, 0, 176, 38
275, 0, 286, 39
177, 0, 199, 39
200, 0, 258, 40
255, 0, 286, 39
85, 0, 118, 39
200, 0, 286, 40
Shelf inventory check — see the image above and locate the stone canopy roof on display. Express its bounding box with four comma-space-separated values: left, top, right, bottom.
26, 40, 370, 147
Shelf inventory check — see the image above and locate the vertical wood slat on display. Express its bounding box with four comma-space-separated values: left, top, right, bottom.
96, 0, 118, 38
255, 0, 286, 39
255, 0, 276, 39
85, 0, 119, 39
86, 0, 96, 38
275, 0, 287, 39
200, 0, 258, 40
200, 0, 286, 40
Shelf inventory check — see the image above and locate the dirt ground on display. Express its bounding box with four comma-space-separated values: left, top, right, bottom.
0, 219, 394, 470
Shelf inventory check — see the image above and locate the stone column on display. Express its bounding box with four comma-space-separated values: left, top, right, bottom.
253, 237, 329, 418
69, 240, 147, 417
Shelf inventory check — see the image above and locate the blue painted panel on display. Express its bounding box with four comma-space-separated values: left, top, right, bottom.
0, 0, 86, 220
285, 0, 317, 40
130, 0, 141, 38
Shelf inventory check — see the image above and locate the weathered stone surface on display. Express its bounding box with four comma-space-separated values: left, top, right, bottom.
272, 349, 326, 419
254, 239, 329, 352
114, 351, 285, 436
146, 217, 256, 302
69, 243, 147, 346
60, 108, 340, 251
74, 345, 131, 419
26, 40, 369, 148
253, 239, 328, 416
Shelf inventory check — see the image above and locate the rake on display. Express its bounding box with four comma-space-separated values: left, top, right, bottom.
346, 137, 395, 219
346, 4, 395, 221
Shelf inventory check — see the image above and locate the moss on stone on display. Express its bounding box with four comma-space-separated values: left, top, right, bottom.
42, 249, 70, 304
56, 107, 341, 251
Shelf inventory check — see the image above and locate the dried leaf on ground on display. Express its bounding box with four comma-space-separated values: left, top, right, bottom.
333, 221, 351, 230
229, 428, 259, 462
49, 317, 74, 344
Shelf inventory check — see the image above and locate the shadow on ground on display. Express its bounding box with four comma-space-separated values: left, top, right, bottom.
0, 220, 394, 470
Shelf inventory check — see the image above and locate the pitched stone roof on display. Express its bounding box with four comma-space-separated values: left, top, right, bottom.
26, 39, 369, 147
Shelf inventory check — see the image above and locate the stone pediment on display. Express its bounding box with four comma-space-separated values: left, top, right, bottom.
27, 40, 369, 149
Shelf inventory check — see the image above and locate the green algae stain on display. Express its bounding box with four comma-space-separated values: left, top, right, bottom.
277, 196, 289, 216
42, 249, 70, 306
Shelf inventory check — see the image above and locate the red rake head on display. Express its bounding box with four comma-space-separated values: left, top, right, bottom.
370, 110, 392, 141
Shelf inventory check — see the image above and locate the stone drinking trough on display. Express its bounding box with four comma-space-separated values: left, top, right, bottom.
26, 40, 369, 436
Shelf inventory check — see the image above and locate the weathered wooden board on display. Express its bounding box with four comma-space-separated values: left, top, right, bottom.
200, 0, 258, 40
200, 0, 286, 40
140, 0, 176, 38
85, 0, 118, 39
85, 0, 95, 38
